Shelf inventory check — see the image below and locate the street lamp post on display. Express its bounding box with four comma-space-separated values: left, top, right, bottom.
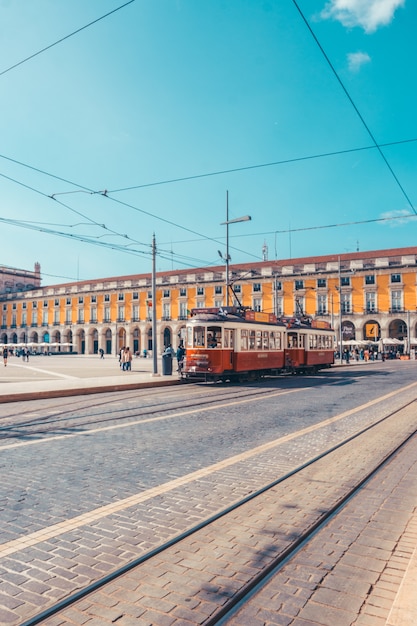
338, 256, 343, 364
219, 190, 251, 307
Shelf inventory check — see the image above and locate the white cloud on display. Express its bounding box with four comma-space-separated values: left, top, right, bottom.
380, 209, 417, 226
347, 51, 371, 71
321, 0, 406, 33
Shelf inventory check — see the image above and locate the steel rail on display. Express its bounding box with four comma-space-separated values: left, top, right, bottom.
19, 397, 417, 626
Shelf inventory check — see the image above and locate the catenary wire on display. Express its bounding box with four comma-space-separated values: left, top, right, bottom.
0, 1, 137, 78
291, 0, 417, 216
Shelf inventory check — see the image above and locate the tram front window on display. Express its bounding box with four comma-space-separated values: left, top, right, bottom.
193, 326, 205, 347
207, 326, 221, 348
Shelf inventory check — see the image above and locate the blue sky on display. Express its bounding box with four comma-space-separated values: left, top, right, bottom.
0, 0, 415, 284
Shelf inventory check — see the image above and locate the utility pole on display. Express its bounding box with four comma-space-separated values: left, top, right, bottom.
151, 234, 158, 376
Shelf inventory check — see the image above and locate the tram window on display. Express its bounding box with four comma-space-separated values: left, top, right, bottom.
276, 331, 282, 350
256, 330, 262, 349
249, 330, 256, 350
241, 329, 248, 350
298, 334, 306, 349
194, 326, 205, 347
187, 326, 193, 348
224, 329, 234, 349
269, 331, 275, 350
207, 326, 221, 348
263, 331, 269, 349
288, 333, 297, 348
317, 335, 323, 349
310, 334, 317, 349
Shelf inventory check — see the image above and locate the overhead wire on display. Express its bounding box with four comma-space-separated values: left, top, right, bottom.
291, 0, 417, 216
0, 0, 137, 78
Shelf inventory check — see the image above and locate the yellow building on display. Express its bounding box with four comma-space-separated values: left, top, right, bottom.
1, 247, 416, 355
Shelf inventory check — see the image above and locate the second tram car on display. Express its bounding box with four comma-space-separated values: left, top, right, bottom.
181, 307, 335, 382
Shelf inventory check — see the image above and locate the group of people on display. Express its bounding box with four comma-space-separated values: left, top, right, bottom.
2, 346, 30, 366
163, 343, 185, 372
118, 346, 133, 371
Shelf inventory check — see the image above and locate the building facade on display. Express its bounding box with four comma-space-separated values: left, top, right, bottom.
0, 262, 41, 294
1, 247, 417, 355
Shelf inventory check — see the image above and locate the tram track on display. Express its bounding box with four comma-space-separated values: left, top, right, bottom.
19, 396, 417, 626
0, 379, 323, 439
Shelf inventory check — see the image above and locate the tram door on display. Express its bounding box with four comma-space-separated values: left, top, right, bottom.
224, 329, 234, 367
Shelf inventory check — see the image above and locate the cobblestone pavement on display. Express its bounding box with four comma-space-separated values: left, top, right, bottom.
1, 360, 417, 625
225, 428, 417, 626
12, 395, 417, 625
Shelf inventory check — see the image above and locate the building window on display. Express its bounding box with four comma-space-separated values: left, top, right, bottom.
91, 295, 97, 303
104, 294, 110, 302
179, 302, 188, 319
276, 296, 283, 315
391, 274, 401, 283
132, 305, 139, 321
253, 298, 262, 312
78, 309, 84, 323
163, 289, 170, 298
31, 312, 37, 325
12, 303, 16, 310
22, 302, 26, 309
132, 292, 138, 300
33, 301, 37, 308
294, 296, 305, 315
391, 290, 402, 311
2, 304, 6, 311
54, 299, 59, 306
365, 292, 376, 313
117, 305, 125, 321
253, 283, 262, 292
22, 312, 27, 326
66, 297, 71, 305
42, 311, 48, 325
104, 306, 110, 322
162, 303, 170, 320
294, 280, 304, 290
341, 293, 351, 313
275, 280, 282, 291
365, 275, 375, 285
180, 288, 187, 297
341, 277, 350, 287
197, 286, 204, 296
118, 293, 124, 301
317, 294, 327, 314
90, 307, 97, 322
233, 284, 241, 293
54, 310, 60, 324
197, 300, 206, 308
214, 299, 223, 308
65, 310, 72, 324
317, 278, 326, 288
43, 300, 48, 307
78, 296, 84, 304
215, 286, 223, 295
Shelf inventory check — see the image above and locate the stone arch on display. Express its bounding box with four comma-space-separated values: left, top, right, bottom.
104, 328, 112, 355
341, 320, 355, 342
163, 326, 172, 349
132, 326, 140, 355
89, 327, 99, 355
363, 320, 380, 342
389, 318, 407, 340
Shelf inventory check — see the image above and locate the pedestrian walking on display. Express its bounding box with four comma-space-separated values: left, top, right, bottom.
176, 342, 185, 373
99, 348, 104, 359
122, 347, 132, 371
3, 347, 8, 366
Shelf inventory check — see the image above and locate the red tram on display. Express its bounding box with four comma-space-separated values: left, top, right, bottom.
181, 307, 335, 382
